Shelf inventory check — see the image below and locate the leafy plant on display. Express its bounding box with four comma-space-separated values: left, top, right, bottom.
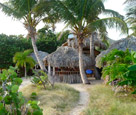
102, 49, 136, 93
13, 49, 36, 77
30, 92, 37, 100
0, 66, 43, 114
31, 70, 52, 89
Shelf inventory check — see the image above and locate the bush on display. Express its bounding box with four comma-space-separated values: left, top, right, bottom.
102, 49, 136, 93
31, 70, 51, 89
0, 66, 43, 115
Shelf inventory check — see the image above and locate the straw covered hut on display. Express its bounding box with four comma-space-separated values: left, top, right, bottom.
43, 46, 92, 83
62, 34, 107, 57
96, 37, 136, 68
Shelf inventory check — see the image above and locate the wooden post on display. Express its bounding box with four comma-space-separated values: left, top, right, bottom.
53, 67, 55, 76
48, 62, 51, 75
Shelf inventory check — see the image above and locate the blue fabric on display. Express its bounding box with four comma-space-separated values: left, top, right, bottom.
86, 69, 93, 74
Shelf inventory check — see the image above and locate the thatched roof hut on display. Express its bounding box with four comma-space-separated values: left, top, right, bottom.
30, 51, 49, 63
43, 46, 92, 69
62, 34, 107, 50
96, 37, 136, 68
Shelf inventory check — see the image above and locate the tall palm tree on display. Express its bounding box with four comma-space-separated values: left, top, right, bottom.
125, 0, 136, 37
13, 49, 35, 77
53, 0, 128, 84
0, 0, 51, 73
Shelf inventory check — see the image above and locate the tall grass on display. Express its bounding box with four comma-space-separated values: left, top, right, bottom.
82, 84, 136, 115
20, 83, 79, 115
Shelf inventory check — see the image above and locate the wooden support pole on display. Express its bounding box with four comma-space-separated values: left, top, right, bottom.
48, 62, 51, 75
53, 67, 55, 76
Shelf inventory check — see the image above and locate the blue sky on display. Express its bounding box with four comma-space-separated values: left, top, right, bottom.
0, 0, 126, 40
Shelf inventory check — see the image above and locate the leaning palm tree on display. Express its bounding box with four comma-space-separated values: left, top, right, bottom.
53, 0, 128, 84
0, 0, 51, 73
13, 49, 35, 77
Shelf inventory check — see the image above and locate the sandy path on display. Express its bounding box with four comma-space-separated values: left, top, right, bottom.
69, 80, 103, 115
19, 78, 32, 89
69, 84, 90, 115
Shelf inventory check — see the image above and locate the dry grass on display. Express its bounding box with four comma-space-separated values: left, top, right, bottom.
82, 84, 136, 115
20, 83, 79, 115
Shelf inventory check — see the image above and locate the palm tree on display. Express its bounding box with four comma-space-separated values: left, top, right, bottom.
13, 50, 35, 77
125, 0, 136, 37
53, 0, 128, 84
0, 0, 51, 73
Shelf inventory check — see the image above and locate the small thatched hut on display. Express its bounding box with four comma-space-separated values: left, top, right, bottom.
62, 34, 107, 57
43, 46, 92, 83
30, 51, 49, 69
96, 37, 136, 68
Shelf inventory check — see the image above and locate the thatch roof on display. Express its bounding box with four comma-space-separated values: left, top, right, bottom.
43, 46, 92, 69
30, 51, 49, 63
64, 35, 107, 50
96, 37, 136, 68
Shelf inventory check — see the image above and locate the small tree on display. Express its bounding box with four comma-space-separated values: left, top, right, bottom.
13, 49, 35, 77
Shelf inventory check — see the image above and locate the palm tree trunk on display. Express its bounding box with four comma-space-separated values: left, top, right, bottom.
90, 33, 101, 80
78, 42, 90, 84
31, 36, 54, 83
24, 64, 27, 78
31, 37, 46, 72
25, 67, 27, 78
26, 25, 53, 84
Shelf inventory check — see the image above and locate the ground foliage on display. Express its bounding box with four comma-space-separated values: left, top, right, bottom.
102, 49, 136, 93
0, 66, 43, 115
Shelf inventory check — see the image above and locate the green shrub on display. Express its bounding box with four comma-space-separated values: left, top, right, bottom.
31, 70, 51, 89
102, 49, 136, 93
30, 92, 38, 100
0, 66, 43, 114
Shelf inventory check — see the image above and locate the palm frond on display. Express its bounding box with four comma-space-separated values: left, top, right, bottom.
26, 57, 36, 68
0, 2, 23, 19
53, 0, 77, 26
24, 49, 33, 57
89, 17, 128, 34
103, 9, 124, 19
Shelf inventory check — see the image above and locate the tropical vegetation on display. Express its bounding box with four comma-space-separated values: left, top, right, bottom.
125, 0, 136, 37
102, 49, 136, 94
0, 0, 54, 72
0, 67, 43, 115
13, 49, 35, 77
0, 0, 136, 114
0, 31, 67, 69
53, 0, 128, 84
0, 34, 31, 68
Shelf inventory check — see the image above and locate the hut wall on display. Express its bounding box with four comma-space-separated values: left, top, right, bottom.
52, 74, 82, 84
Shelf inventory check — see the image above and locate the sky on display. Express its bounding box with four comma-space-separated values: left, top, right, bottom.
0, 0, 126, 40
